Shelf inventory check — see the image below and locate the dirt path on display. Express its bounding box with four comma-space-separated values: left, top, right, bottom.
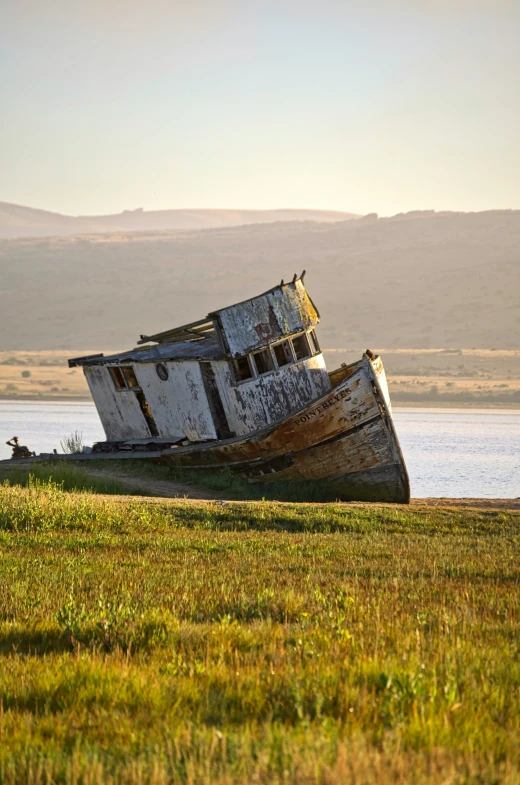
80, 467, 226, 501
410, 497, 520, 510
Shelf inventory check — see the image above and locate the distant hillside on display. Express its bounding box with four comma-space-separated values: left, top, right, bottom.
0, 210, 518, 350
0, 201, 359, 239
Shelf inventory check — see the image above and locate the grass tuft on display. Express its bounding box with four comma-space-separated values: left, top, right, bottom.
0, 464, 144, 496
60, 430, 85, 454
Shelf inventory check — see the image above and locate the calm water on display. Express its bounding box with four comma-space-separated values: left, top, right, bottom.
0, 401, 518, 499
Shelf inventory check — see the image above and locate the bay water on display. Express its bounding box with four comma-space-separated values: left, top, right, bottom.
0, 400, 518, 499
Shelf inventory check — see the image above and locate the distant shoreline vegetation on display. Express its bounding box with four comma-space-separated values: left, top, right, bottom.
1, 392, 519, 409
391, 390, 520, 406
0, 347, 519, 408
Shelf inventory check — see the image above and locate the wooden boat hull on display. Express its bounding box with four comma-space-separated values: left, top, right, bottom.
153, 354, 410, 503
1, 355, 410, 504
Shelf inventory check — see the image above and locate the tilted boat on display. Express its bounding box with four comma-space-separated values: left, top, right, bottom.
8, 274, 410, 502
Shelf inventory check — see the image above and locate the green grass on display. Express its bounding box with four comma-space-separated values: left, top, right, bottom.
0, 460, 343, 502
0, 479, 518, 784
88, 458, 348, 502
0, 463, 145, 496
169, 466, 340, 502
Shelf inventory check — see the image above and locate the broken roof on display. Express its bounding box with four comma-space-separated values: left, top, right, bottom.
68, 272, 314, 368
136, 273, 311, 347
69, 333, 223, 368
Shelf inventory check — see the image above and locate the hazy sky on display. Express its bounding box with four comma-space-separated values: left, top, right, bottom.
2, 0, 519, 216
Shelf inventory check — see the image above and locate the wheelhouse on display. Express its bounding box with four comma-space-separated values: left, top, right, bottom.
69, 274, 332, 445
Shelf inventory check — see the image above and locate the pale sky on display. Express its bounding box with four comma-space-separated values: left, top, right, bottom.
1, 0, 519, 216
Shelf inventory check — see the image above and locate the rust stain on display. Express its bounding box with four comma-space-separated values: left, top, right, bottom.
153, 357, 409, 503
253, 305, 281, 344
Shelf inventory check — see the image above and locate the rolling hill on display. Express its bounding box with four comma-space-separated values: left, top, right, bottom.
0, 209, 518, 351
0, 202, 359, 239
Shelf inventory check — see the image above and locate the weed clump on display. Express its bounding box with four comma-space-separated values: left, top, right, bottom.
0, 465, 140, 496
60, 430, 84, 454
56, 591, 171, 653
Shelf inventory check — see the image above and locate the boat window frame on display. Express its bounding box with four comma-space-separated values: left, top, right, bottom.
229, 329, 322, 385
231, 355, 254, 384
108, 366, 126, 390
122, 366, 140, 389
308, 329, 320, 354
291, 333, 312, 362
108, 364, 142, 392
272, 338, 295, 369
156, 362, 169, 381
252, 346, 275, 376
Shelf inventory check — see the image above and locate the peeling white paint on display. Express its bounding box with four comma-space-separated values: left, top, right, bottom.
212, 354, 331, 436
133, 362, 217, 442
215, 280, 319, 357
84, 366, 150, 441
371, 356, 392, 413
81, 279, 331, 445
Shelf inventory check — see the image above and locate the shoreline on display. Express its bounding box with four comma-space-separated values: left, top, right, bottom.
1, 393, 519, 410
0, 462, 518, 508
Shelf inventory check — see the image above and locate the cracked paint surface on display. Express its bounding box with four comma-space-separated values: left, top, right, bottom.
215, 280, 318, 357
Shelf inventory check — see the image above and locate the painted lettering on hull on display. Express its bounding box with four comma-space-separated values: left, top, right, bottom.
294, 388, 351, 425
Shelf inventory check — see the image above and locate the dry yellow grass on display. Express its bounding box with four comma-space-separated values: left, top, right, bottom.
0, 350, 100, 399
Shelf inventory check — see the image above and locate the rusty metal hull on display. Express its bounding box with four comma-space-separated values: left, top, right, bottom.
154, 354, 410, 503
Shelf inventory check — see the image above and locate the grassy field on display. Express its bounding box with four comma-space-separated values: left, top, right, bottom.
0, 471, 519, 784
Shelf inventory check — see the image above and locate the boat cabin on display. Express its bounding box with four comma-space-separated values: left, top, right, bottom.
69, 274, 332, 446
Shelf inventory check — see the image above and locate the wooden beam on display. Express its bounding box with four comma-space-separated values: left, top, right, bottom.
138, 318, 213, 345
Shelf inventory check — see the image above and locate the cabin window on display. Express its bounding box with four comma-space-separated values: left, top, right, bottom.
108, 365, 141, 390
109, 367, 126, 389
292, 334, 311, 361
273, 340, 293, 368
308, 329, 320, 354
252, 347, 274, 376
232, 355, 254, 382
122, 366, 140, 388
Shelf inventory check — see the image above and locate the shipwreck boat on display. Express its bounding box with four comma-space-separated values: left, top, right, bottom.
62, 273, 409, 503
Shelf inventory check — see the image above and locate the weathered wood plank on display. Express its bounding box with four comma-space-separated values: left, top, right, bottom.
214, 279, 319, 357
